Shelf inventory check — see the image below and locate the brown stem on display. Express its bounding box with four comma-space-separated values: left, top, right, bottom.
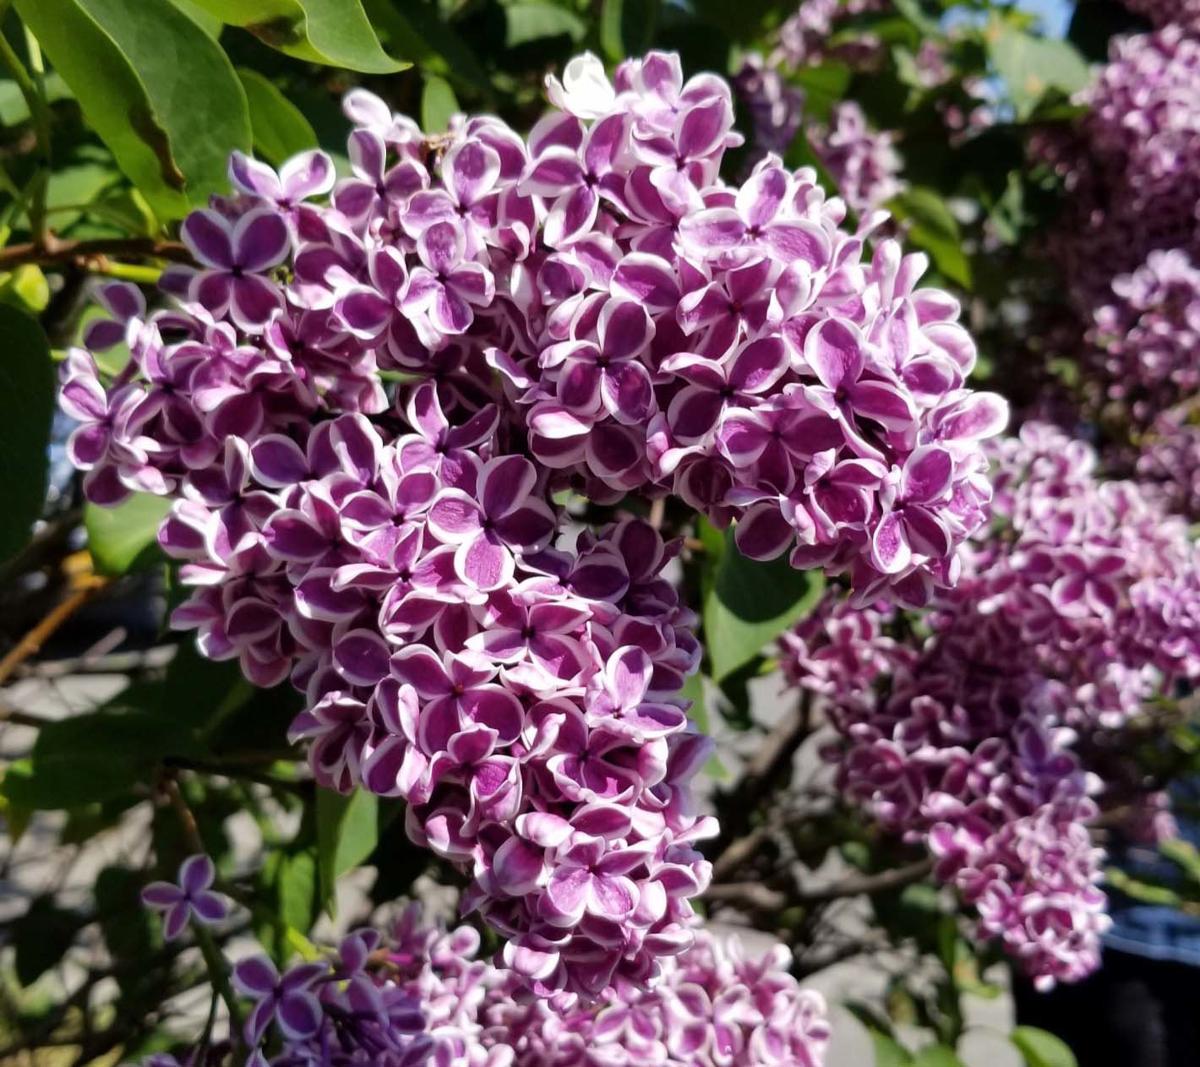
792, 858, 934, 904
706, 858, 934, 912
0, 576, 108, 690
703, 880, 787, 912
0, 236, 190, 270
709, 693, 813, 864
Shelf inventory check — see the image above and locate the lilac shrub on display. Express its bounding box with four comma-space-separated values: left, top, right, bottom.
781, 423, 1200, 987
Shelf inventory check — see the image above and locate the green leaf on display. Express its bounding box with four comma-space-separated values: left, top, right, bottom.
989, 23, 1090, 120
1011, 1028, 1077, 1067
1, 706, 187, 809
16, 0, 252, 219
701, 524, 824, 681
600, 0, 660, 62
94, 867, 159, 997
277, 847, 318, 934
887, 187, 972, 289
845, 1002, 913, 1067
85, 493, 171, 576
421, 74, 459, 135
505, 2, 587, 47
0, 71, 72, 125
872, 1034, 916, 1067
0, 305, 53, 565
166, 0, 223, 35
0, 265, 51, 313
237, 68, 317, 166
13, 896, 83, 987
792, 63, 853, 124
360, 0, 489, 96
187, 0, 406, 72
316, 787, 378, 910
912, 1047, 965, 1067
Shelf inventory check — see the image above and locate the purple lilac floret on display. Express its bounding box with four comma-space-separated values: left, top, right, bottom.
781, 423, 1200, 988
141, 855, 229, 941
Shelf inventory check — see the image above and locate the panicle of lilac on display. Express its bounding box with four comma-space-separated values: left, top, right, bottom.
808, 101, 903, 214
1133, 405, 1200, 517
770, 0, 886, 70
1122, 0, 1200, 33
151, 906, 830, 1067
1089, 247, 1200, 417
1082, 247, 1200, 517
159, 401, 712, 999
62, 48, 1004, 996
1048, 28, 1200, 311
781, 423, 1200, 988
62, 49, 1004, 608
387, 905, 831, 1067
733, 54, 803, 160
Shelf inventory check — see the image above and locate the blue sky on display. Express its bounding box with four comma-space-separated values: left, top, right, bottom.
1017, 0, 1074, 37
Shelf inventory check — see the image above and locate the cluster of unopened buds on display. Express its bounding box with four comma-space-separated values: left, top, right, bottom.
61, 46, 1006, 1009
782, 422, 1200, 987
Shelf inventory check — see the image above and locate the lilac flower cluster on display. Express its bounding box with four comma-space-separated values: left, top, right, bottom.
389, 905, 831, 1067
61, 49, 1004, 997
1134, 406, 1200, 517
232, 935, 431, 1067
1089, 248, 1200, 417
150, 898, 829, 1067
154, 389, 712, 999
770, 0, 886, 70
809, 102, 903, 215
1049, 28, 1200, 311
781, 423, 1200, 987
64, 51, 1005, 610
1122, 0, 1200, 34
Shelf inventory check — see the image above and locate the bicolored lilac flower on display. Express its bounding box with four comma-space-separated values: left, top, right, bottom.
180, 207, 291, 331
140, 855, 228, 940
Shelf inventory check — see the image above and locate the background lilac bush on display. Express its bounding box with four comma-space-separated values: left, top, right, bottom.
1, 1, 1198, 1066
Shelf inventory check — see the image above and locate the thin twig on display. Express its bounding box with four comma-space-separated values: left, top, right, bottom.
706, 859, 934, 913
162, 777, 246, 1042
709, 693, 813, 863
0, 576, 109, 690
0, 235, 191, 270
704, 880, 787, 911
793, 858, 934, 904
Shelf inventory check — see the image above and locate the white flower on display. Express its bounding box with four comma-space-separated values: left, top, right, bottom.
545, 52, 616, 120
